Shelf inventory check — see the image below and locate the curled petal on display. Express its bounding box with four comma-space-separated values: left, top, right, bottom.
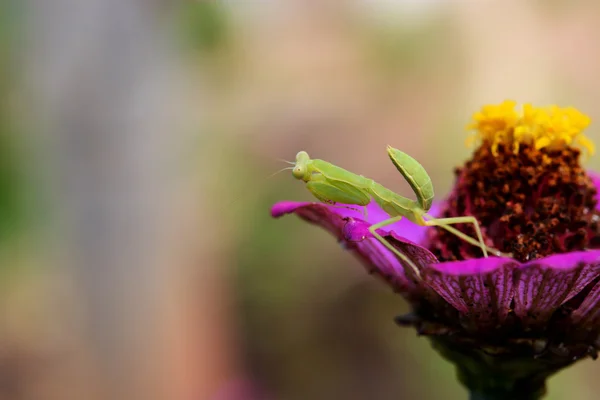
271, 201, 438, 297
270, 201, 313, 218
272, 200, 440, 245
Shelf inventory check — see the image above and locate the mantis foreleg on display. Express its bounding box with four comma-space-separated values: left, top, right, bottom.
368, 216, 421, 278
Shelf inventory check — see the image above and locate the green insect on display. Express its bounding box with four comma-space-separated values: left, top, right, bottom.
291, 146, 508, 278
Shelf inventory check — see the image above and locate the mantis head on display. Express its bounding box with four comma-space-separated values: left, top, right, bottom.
292, 151, 311, 181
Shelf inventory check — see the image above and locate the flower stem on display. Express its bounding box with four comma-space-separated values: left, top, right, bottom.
466, 380, 544, 400
429, 337, 573, 400
469, 390, 542, 400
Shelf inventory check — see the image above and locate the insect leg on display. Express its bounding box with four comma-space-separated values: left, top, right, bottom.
368, 216, 421, 279
437, 222, 511, 257
423, 216, 493, 258
422, 213, 511, 257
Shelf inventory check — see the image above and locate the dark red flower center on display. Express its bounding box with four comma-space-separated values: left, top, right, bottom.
427, 143, 600, 262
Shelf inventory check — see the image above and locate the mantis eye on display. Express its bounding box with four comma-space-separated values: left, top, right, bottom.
292, 166, 305, 180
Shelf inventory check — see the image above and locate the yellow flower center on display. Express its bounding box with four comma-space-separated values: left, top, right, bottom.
466, 100, 595, 156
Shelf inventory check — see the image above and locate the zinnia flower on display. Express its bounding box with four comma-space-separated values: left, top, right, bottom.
271, 101, 600, 399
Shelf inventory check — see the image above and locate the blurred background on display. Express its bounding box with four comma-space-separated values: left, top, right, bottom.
2, 0, 600, 399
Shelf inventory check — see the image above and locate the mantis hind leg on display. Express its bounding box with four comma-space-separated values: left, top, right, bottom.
368, 216, 421, 279
423, 216, 489, 258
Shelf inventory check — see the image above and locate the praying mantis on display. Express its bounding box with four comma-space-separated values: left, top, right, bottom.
291, 146, 508, 278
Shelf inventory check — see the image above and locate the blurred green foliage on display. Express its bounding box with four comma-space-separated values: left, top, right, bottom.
0, 1, 23, 245
362, 16, 454, 79
177, 1, 230, 55
0, 129, 22, 243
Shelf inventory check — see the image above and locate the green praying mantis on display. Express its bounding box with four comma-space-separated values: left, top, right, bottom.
290, 146, 508, 278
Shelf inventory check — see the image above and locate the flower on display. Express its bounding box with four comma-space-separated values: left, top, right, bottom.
467, 100, 594, 156
271, 102, 600, 399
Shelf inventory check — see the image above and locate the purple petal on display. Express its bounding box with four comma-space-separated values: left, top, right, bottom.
382, 230, 439, 279
513, 251, 600, 329
426, 256, 514, 276
357, 201, 432, 244
342, 217, 371, 242
421, 251, 600, 332
271, 201, 437, 297
588, 170, 600, 210
352, 234, 421, 296
340, 216, 441, 299
570, 280, 600, 335
272, 199, 440, 245
341, 218, 410, 281
271, 201, 313, 218
272, 199, 600, 335
423, 257, 517, 331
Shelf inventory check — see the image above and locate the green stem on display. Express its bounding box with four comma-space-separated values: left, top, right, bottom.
463, 370, 545, 400
469, 390, 542, 400
429, 337, 573, 400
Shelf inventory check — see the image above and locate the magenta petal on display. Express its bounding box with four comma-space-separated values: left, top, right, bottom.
355, 201, 440, 245
513, 251, 600, 329
342, 218, 371, 242
423, 257, 517, 331
342, 218, 441, 298
272, 199, 440, 246
589, 170, 600, 211
571, 280, 600, 335
383, 231, 438, 278
353, 236, 420, 296
271, 201, 438, 297
426, 256, 514, 276
271, 201, 313, 218
272, 199, 600, 337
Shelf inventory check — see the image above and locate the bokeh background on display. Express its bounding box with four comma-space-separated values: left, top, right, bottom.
2, 1, 600, 399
